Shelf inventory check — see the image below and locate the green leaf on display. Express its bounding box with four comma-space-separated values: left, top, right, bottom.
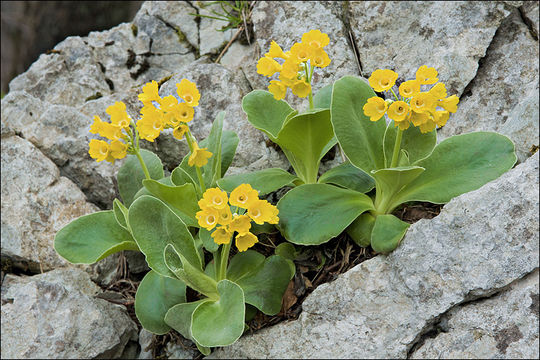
199, 228, 219, 253
370, 214, 410, 253
200, 111, 224, 188
135, 270, 186, 335
54, 211, 139, 264
251, 222, 277, 235
226, 250, 265, 282
191, 279, 245, 347
370, 166, 425, 214
242, 90, 295, 141
318, 162, 375, 193
391, 132, 517, 207
346, 212, 376, 247
117, 149, 164, 207
112, 198, 129, 231
220, 130, 239, 177
129, 196, 202, 278
313, 83, 333, 109
274, 243, 297, 261
165, 299, 208, 341
171, 166, 197, 187
142, 180, 198, 227
217, 168, 298, 196
276, 109, 334, 183
236, 255, 294, 315
331, 76, 386, 173
383, 121, 437, 167
277, 183, 375, 245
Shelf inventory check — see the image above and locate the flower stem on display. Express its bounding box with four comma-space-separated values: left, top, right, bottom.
390, 88, 400, 101
134, 149, 151, 180
390, 128, 403, 168
305, 63, 314, 110
218, 241, 232, 280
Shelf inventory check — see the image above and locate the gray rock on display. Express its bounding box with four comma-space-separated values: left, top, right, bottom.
138, 329, 154, 359
0, 268, 138, 359
521, 1, 539, 38
349, 1, 511, 95
219, 41, 258, 72
439, 9, 539, 163
211, 152, 539, 358
196, 3, 235, 56
411, 270, 539, 359
165, 341, 196, 359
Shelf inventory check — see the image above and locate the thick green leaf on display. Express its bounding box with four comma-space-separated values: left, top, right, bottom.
142, 180, 198, 226
391, 132, 517, 207
226, 250, 265, 282
135, 270, 186, 335
331, 76, 386, 172
318, 162, 375, 193
236, 255, 294, 315
199, 228, 219, 253
274, 243, 297, 261
276, 109, 334, 183
242, 90, 295, 141
251, 222, 277, 235
118, 149, 164, 207
113, 199, 129, 231
371, 166, 425, 214
313, 83, 333, 109
346, 212, 376, 247
383, 121, 437, 167
129, 196, 202, 278
217, 168, 298, 196
220, 130, 239, 177
191, 280, 245, 347
165, 299, 208, 341
55, 211, 139, 264
171, 166, 197, 187
277, 183, 375, 245
370, 214, 410, 253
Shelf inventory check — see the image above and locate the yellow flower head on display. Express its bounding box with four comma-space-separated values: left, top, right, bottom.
201, 188, 229, 210
280, 58, 301, 81
88, 139, 110, 162
138, 80, 161, 105
387, 101, 410, 122
173, 124, 189, 140
368, 69, 399, 92
212, 226, 233, 245
109, 139, 128, 159
265, 40, 289, 59
100, 122, 124, 141
310, 49, 331, 68
268, 80, 287, 100
247, 199, 279, 225
432, 110, 450, 127
217, 206, 233, 226
257, 56, 282, 77
291, 80, 311, 98
176, 79, 200, 107
137, 107, 164, 142
428, 82, 447, 100
363, 96, 387, 122
398, 79, 420, 98
235, 232, 258, 252
395, 119, 410, 131
90, 115, 105, 135
410, 111, 431, 127
290, 42, 312, 63
419, 120, 437, 134
438, 95, 459, 113
106, 101, 131, 128
196, 207, 219, 231
228, 214, 252, 235
188, 141, 212, 167
301, 29, 330, 50
410, 92, 437, 113
229, 183, 259, 208
175, 102, 195, 123
416, 65, 438, 85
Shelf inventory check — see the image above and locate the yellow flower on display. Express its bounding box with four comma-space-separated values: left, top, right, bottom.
290, 42, 312, 63
217, 207, 233, 226
138, 80, 161, 105
90, 115, 105, 135
398, 79, 420, 98
387, 101, 410, 122
188, 141, 212, 167
280, 58, 301, 81
175, 102, 195, 123
265, 40, 289, 59
290, 80, 311, 98
88, 139, 110, 162
395, 119, 410, 130
416, 65, 438, 85
100, 123, 124, 141
201, 188, 229, 210
137, 107, 164, 142
257, 56, 282, 77
196, 207, 219, 230
301, 29, 330, 50
432, 110, 450, 127
212, 226, 233, 245
247, 199, 279, 225
228, 214, 252, 235
410, 92, 437, 113
106, 101, 131, 128
229, 184, 259, 208
419, 120, 437, 134
268, 80, 287, 100
409, 111, 430, 127
176, 79, 200, 107
428, 82, 447, 100
363, 96, 387, 122
310, 49, 331, 68
173, 124, 189, 140
368, 69, 399, 92
438, 95, 459, 113
235, 232, 258, 252
109, 139, 128, 159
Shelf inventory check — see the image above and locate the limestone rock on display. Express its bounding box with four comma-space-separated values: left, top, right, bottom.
0, 268, 138, 359
521, 1, 539, 38
138, 329, 154, 359
211, 152, 539, 358
411, 270, 539, 359
196, 3, 235, 56
439, 9, 539, 163
349, 1, 511, 95
165, 341, 196, 359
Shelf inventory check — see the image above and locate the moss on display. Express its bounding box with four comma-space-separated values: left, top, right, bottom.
85, 92, 103, 102
157, 75, 173, 88
131, 23, 138, 37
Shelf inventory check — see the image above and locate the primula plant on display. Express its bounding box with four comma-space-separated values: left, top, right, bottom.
54, 79, 293, 355
277, 66, 517, 252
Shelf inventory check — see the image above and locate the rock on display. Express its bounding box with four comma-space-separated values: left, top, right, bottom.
219, 41, 258, 72
349, 1, 511, 95
438, 9, 539, 163
0, 268, 138, 359
138, 329, 154, 359
521, 1, 539, 38
196, 2, 235, 56
165, 341, 196, 359
125, 251, 150, 274
411, 269, 539, 359
211, 152, 539, 359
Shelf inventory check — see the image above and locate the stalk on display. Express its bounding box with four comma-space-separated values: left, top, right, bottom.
390, 128, 403, 168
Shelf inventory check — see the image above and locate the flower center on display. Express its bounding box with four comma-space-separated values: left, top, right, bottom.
99, 146, 108, 155
181, 112, 188, 118
377, 104, 386, 112
238, 195, 246, 203
415, 99, 424, 107
213, 197, 222, 205
184, 94, 193, 103
206, 215, 216, 225
251, 209, 260, 218
310, 40, 320, 48
380, 79, 389, 87
153, 121, 161, 130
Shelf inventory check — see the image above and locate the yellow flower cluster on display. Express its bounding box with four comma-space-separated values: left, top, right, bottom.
88, 102, 130, 162
363, 66, 460, 133
196, 184, 279, 252
257, 29, 331, 100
